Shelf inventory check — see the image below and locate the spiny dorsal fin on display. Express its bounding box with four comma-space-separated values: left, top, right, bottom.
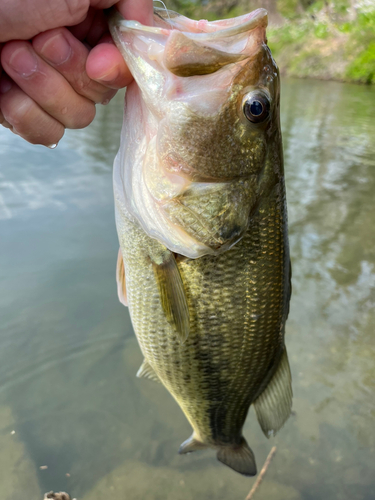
116, 247, 128, 307
136, 359, 161, 383
216, 438, 257, 477
178, 433, 209, 454
164, 30, 246, 77
253, 347, 293, 437
151, 249, 190, 343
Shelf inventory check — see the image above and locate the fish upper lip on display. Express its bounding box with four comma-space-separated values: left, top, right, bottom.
110, 8, 268, 41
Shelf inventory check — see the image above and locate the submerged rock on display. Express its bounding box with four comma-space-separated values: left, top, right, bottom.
44, 493, 72, 500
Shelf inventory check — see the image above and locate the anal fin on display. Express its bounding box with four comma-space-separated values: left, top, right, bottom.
116, 248, 128, 307
136, 359, 161, 383
151, 248, 190, 343
216, 437, 257, 477
253, 347, 293, 437
178, 433, 209, 454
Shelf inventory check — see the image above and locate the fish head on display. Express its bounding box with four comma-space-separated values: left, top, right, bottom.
110, 9, 282, 258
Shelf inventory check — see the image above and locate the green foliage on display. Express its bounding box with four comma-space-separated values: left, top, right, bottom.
269, 2, 375, 84
269, 20, 310, 49
346, 42, 375, 84
345, 11, 375, 83
325, 0, 350, 15
356, 10, 375, 33
314, 22, 330, 38
307, 0, 325, 13
338, 22, 352, 33
165, 0, 205, 19
276, 0, 302, 19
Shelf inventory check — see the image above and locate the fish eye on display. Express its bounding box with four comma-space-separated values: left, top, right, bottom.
242, 93, 270, 124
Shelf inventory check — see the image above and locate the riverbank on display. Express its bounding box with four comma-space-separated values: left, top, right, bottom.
268, 8, 375, 84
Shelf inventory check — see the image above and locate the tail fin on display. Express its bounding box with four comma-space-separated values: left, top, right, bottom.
216, 438, 257, 477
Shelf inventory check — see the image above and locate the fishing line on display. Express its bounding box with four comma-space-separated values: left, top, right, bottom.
153, 0, 172, 26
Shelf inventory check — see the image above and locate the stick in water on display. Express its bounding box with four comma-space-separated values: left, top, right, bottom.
245, 446, 277, 500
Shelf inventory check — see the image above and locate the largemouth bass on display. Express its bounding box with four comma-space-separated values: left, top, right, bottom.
110, 7, 292, 477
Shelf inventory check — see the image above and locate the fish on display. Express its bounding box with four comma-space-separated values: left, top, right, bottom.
109, 7, 292, 477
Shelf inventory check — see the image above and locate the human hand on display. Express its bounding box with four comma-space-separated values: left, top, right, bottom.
0, 0, 153, 146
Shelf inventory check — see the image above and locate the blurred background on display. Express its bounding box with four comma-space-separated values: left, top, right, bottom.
169, 0, 375, 84
0, 2, 375, 500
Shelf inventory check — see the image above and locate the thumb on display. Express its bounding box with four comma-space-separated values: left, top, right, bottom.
86, 39, 133, 89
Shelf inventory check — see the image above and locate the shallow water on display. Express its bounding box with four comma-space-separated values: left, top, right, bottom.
0, 78, 374, 500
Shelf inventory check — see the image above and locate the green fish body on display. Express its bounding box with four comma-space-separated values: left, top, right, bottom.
111, 7, 292, 477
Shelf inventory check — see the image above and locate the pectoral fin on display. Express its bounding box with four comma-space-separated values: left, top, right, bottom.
136, 359, 161, 383
151, 249, 190, 343
253, 348, 293, 437
116, 248, 128, 307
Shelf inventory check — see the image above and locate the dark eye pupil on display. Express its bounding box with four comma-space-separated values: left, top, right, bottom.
250, 100, 263, 116
243, 94, 270, 123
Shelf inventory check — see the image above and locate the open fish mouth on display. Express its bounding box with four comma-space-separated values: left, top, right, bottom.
109, 8, 268, 78
110, 7, 267, 38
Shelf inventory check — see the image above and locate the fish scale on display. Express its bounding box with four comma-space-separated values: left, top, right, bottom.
111, 6, 292, 476
117, 172, 287, 439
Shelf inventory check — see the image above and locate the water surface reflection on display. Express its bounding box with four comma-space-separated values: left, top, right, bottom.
0, 80, 374, 500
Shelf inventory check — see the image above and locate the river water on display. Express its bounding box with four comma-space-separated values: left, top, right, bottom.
0, 78, 374, 500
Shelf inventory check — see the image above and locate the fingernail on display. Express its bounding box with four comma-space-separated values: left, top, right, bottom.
40, 33, 72, 66
0, 78, 12, 94
9, 46, 38, 78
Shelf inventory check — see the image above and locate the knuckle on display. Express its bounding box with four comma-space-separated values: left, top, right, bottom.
63, 0, 90, 25
0, 112, 12, 130
4, 95, 34, 128
39, 1, 90, 29
74, 77, 91, 95
1, 87, 66, 145
73, 77, 114, 104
